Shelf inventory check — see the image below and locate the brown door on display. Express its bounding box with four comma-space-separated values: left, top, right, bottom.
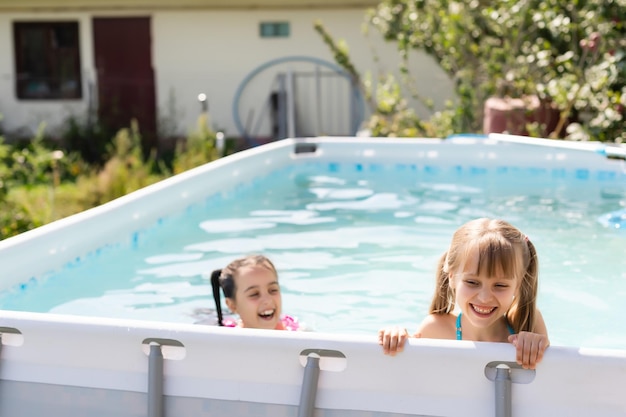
93, 17, 157, 151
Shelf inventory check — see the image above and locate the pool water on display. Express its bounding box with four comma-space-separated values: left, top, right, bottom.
1, 161, 625, 349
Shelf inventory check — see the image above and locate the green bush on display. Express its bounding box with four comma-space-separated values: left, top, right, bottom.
1, 123, 87, 189
0, 114, 222, 240
172, 114, 220, 174
62, 114, 116, 166
367, 0, 625, 142
0, 201, 39, 239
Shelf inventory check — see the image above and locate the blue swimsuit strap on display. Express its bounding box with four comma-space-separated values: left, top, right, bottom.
456, 312, 515, 340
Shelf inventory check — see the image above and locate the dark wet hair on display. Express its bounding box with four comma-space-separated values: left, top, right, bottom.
210, 254, 278, 326
430, 218, 539, 333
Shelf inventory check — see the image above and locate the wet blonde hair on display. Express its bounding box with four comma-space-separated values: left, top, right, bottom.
429, 218, 539, 333
210, 254, 278, 326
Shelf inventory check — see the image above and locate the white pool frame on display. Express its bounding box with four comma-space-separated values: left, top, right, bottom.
0, 135, 625, 417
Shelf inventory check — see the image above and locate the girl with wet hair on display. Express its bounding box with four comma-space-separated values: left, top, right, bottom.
378, 218, 549, 369
210, 254, 299, 330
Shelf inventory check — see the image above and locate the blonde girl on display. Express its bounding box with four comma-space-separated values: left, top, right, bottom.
379, 218, 549, 369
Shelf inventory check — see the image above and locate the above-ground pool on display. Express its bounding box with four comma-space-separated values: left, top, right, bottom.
1, 135, 625, 349
0, 135, 624, 417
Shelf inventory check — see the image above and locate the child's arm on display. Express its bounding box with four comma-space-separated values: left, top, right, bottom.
507, 309, 550, 370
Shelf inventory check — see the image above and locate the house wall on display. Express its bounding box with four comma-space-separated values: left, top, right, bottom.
0, 6, 455, 142
0, 0, 381, 10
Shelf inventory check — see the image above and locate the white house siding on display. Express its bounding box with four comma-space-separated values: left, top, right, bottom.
0, 6, 455, 142
0, 0, 383, 8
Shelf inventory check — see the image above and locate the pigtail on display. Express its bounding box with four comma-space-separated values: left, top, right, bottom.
507, 238, 539, 333
210, 269, 224, 326
429, 252, 455, 314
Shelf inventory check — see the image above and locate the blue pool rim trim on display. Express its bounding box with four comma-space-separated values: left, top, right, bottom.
445, 133, 488, 140
597, 146, 626, 160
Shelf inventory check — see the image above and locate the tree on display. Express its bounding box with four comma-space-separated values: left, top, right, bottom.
367, 0, 625, 142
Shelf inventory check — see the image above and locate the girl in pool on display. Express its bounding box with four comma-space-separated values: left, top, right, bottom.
378, 218, 549, 369
210, 254, 300, 330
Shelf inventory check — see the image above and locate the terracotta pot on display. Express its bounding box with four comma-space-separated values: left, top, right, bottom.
483, 96, 561, 137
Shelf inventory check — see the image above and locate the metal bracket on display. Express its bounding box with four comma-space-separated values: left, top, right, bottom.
141, 338, 185, 360
299, 348, 346, 372
0, 327, 24, 346
485, 361, 536, 417
484, 361, 536, 384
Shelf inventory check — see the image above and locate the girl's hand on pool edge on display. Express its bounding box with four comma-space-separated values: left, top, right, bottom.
508, 332, 550, 370
378, 326, 409, 356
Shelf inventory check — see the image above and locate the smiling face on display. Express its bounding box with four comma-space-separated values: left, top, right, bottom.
225, 265, 283, 330
434, 218, 537, 335
450, 247, 520, 339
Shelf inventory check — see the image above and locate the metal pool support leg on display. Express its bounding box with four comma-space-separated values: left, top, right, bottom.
297, 348, 346, 417
142, 338, 185, 417
148, 343, 164, 417
0, 333, 3, 410
494, 364, 512, 417
485, 361, 536, 417
0, 327, 25, 412
298, 353, 321, 417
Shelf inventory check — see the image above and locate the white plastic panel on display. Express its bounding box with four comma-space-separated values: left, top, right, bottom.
0, 311, 624, 417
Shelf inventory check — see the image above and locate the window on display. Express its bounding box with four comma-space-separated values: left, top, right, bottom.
13, 21, 82, 100
260, 22, 290, 38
